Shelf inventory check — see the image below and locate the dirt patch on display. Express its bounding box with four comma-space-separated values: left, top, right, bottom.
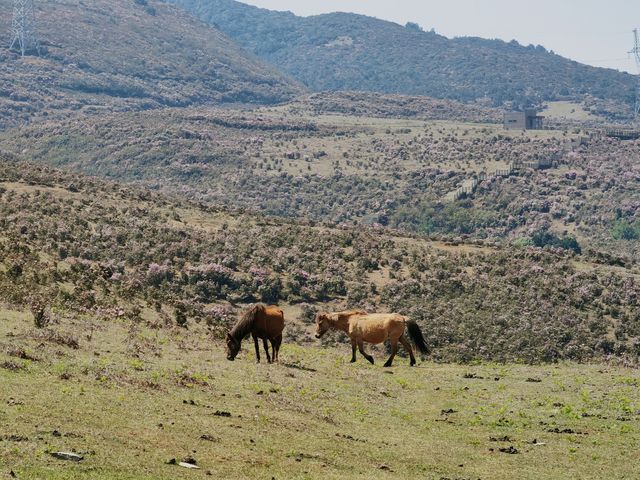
1, 434, 29, 442
489, 436, 513, 442
212, 410, 232, 418
1, 361, 25, 372
7, 348, 40, 362
336, 433, 367, 443
547, 428, 587, 435
175, 373, 209, 387
283, 362, 317, 373
33, 330, 79, 349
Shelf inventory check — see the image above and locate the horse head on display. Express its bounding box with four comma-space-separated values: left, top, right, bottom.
225, 332, 240, 361
314, 313, 331, 339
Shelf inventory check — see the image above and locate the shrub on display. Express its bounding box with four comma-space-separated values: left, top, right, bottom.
531, 230, 581, 254
207, 304, 232, 326
30, 302, 50, 329
513, 237, 533, 248
146, 263, 172, 287
611, 220, 639, 241
174, 304, 188, 328
298, 304, 318, 325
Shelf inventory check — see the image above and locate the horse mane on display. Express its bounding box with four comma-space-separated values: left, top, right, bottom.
336, 309, 367, 320
230, 303, 266, 340
329, 310, 367, 324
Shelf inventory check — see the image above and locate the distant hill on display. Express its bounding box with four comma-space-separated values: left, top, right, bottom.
287, 92, 502, 123
0, 0, 301, 128
169, 0, 636, 112
4, 105, 639, 263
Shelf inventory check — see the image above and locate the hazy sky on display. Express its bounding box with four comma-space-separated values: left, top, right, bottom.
241, 0, 640, 74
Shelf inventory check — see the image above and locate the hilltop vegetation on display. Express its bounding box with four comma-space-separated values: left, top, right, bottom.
169, 0, 636, 113
288, 91, 502, 123
0, 0, 301, 128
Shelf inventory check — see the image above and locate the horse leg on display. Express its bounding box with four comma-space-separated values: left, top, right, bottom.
262, 338, 272, 363
399, 335, 416, 366
384, 337, 399, 368
357, 339, 374, 365
269, 338, 276, 363
350, 338, 357, 363
253, 334, 261, 363
274, 335, 282, 362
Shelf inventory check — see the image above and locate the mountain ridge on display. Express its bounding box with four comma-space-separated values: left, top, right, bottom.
0, 0, 302, 128
168, 0, 636, 112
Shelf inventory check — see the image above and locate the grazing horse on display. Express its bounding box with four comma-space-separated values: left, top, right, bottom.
226, 304, 284, 363
315, 311, 428, 367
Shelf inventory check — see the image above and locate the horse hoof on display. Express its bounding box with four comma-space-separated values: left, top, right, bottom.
383, 363, 392, 368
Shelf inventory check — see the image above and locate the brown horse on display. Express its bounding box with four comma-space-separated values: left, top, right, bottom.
315, 311, 428, 367
226, 304, 285, 363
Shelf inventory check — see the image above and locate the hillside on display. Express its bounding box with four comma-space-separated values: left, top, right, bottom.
168, 0, 636, 113
3, 106, 639, 263
1, 150, 640, 478
0, 0, 301, 128
1, 155, 639, 363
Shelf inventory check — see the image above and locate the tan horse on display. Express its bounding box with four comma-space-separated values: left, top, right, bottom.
226, 304, 284, 363
315, 311, 428, 367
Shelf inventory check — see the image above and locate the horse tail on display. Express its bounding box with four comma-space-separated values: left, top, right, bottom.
406, 320, 429, 355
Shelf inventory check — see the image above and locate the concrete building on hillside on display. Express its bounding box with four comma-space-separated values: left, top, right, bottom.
504, 109, 544, 130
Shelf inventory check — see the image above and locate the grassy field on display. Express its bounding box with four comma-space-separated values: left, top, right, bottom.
542, 102, 601, 122
1, 308, 639, 480
244, 111, 576, 189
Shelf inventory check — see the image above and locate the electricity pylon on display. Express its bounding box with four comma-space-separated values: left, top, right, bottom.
630, 28, 640, 122
9, 0, 40, 57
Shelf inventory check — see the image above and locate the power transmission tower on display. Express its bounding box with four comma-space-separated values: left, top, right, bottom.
9, 0, 40, 57
631, 28, 640, 122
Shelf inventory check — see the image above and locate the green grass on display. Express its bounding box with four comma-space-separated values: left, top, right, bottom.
1, 309, 639, 479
